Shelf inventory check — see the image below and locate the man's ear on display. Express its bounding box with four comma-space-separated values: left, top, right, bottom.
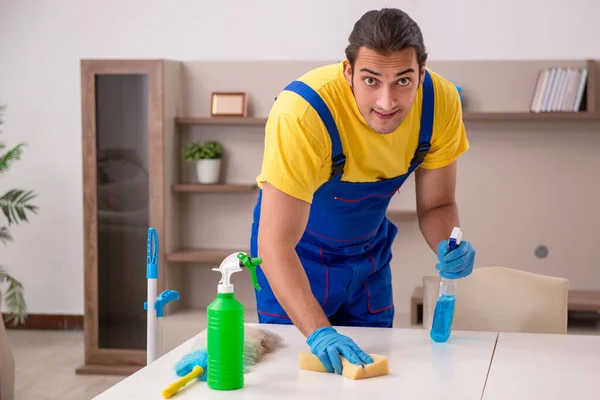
419, 64, 426, 85
343, 60, 353, 86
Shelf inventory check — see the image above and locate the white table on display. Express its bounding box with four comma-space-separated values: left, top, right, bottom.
483, 332, 600, 399
94, 324, 498, 400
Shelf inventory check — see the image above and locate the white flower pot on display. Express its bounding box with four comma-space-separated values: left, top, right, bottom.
196, 159, 221, 184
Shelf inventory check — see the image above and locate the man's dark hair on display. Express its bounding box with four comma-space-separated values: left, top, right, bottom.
345, 8, 428, 71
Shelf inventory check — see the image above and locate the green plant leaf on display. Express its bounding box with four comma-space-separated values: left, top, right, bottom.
183, 140, 224, 161
202, 140, 223, 159
0, 105, 30, 327
0, 143, 25, 175
183, 141, 203, 161
0, 226, 11, 245
0, 266, 27, 326
0, 189, 38, 225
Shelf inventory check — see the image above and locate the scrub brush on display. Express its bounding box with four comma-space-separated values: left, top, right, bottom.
162, 325, 283, 398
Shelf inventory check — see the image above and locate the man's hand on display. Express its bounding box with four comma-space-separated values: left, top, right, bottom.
257, 182, 331, 337
416, 161, 476, 279
306, 327, 374, 374
435, 240, 476, 279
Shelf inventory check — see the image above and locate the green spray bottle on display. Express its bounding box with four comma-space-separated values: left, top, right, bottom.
207, 252, 262, 390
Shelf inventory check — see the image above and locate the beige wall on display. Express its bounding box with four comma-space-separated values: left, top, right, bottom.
2, 0, 600, 316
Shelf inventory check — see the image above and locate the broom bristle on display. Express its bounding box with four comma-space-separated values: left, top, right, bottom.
174, 325, 284, 379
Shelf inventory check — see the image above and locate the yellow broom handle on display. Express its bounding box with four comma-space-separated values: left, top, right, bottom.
162, 365, 204, 398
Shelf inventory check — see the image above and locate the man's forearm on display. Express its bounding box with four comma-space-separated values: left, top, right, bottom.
418, 202, 460, 253
259, 246, 330, 337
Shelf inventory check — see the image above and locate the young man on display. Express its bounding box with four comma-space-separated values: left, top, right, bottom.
249, 8, 476, 374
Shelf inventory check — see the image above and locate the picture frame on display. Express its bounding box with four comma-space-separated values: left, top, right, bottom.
210, 91, 248, 117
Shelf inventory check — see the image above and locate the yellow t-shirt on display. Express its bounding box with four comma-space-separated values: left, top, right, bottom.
256, 61, 469, 204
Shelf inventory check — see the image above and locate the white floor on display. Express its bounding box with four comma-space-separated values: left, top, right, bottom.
6, 315, 599, 400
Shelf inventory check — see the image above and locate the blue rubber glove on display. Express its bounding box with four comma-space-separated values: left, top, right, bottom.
436, 240, 476, 279
306, 326, 373, 374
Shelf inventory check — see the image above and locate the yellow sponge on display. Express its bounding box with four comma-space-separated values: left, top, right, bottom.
298, 352, 389, 380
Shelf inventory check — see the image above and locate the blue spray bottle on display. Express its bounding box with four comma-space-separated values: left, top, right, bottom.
430, 227, 462, 343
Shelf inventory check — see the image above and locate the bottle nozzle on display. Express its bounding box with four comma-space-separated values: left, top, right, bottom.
449, 227, 462, 251
212, 252, 263, 293
212, 253, 243, 293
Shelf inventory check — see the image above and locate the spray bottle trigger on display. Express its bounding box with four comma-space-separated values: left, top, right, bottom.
237, 253, 263, 291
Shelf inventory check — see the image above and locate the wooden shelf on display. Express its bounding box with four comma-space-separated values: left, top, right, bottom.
167, 248, 249, 263
176, 116, 267, 125
171, 183, 257, 193
463, 111, 600, 121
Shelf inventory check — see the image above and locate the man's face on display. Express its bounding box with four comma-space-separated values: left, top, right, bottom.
344, 46, 424, 134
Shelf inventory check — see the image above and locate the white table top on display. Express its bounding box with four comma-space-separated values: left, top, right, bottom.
483, 332, 600, 400
94, 324, 498, 400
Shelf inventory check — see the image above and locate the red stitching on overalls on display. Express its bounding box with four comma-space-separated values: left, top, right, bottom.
362, 248, 393, 313
331, 185, 400, 203
305, 227, 379, 242
365, 247, 376, 275
257, 310, 290, 319
362, 281, 393, 313
257, 248, 329, 318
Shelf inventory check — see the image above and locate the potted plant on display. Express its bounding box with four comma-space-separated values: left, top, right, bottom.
0, 105, 36, 327
0, 105, 37, 400
183, 140, 224, 184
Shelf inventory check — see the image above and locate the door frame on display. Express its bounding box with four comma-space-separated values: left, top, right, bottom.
80, 59, 165, 369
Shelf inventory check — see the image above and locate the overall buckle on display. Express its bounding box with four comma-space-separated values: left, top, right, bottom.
411, 142, 431, 165
331, 154, 346, 178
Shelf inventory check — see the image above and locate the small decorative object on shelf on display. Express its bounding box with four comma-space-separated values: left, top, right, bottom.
211, 92, 248, 117
183, 140, 224, 184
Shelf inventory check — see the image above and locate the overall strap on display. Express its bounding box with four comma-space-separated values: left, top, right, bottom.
408, 69, 434, 172
283, 81, 346, 179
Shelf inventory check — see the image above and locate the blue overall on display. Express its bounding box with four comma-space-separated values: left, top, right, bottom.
250, 70, 434, 328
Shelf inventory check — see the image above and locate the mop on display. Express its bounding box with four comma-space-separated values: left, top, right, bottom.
162, 325, 284, 398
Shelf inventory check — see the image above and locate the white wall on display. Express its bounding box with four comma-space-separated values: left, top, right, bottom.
1, 0, 599, 315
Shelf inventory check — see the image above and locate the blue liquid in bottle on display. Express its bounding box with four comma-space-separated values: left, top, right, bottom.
430, 227, 462, 343
430, 293, 456, 342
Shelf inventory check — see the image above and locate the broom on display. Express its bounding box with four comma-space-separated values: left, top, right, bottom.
162, 325, 284, 398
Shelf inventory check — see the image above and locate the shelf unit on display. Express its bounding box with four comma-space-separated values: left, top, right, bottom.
80, 57, 600, 374
166, 115, 263, 271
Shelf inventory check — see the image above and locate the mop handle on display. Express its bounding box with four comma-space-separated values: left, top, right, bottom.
147, 228, 159, 364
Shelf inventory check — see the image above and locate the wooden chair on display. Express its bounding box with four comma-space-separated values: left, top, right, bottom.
423, 266, 569, 334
